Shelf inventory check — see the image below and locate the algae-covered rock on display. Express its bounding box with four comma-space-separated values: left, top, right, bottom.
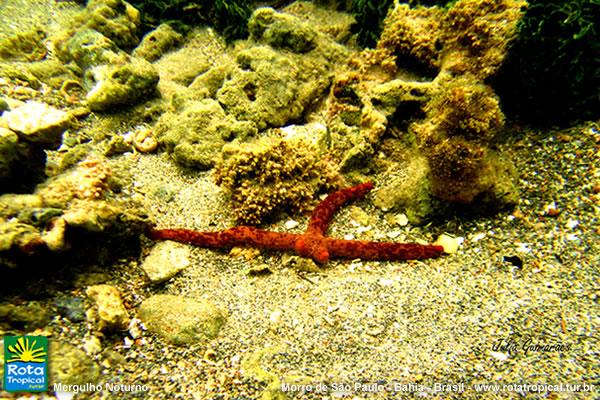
282, 1, 356, 44
215, 136, 339, 224
86, 284, 130, 332
0, 158, 150, 269
0, 301, 52, 330
216, 45, 330, 130
133, 23, 182, 62
372, 155, 440, 224
84, 0, 141, 49
0, 219, 44, 255
156, 99, 256, 170
370, 79, 434, 118
0, 27, 47, 62
442, 0, 527, 78
0, 98, 9, 114
249, 7, 317, 53
154, 28, 226, 95
213, 7, 347, 131
139, 294, 227, 346
376, 4, 444, 73
324, 0, 524, 216
0, 128, 20, 183
85, 58, 159, 111
63, 29, 126, 71
49, 341, 101, 386
413, 76, 516, 206
53, 2, 158, 112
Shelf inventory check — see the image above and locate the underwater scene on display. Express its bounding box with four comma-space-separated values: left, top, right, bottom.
0, 0, 598, 398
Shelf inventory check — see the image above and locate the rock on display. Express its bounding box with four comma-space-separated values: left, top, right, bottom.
156, 99, 255, 170
370, 79, 433, 117
372, 155, 440, 224
138, 294, 227, 346
0, 27, 47, 62
0, 158, 150, 269
211, 8, 347, 131
54, 296, 86, 322
53, 1, 158, 112
0, 220, 44, 255
133, 23, 182, 62
86, 284, 130, 331
284, 220, 299, 230
2, 101, 72, 147
0, 108, 66, 193
434, 233, 462, 254
85, 58, 159, 111
82, 335, 102, 355
0, 127, 20, 181
131, 127, 158, 153
154, 28, 223, 92
249, 7, 317, 53
0, 98, 9, 113
84, 0, 141, 49
214, 136, 338, 224
282, 2, 356, 43
0, 301, 52, 330
63, 29, 125, 71
41, 217, 66, 251
49, 341, 101, 386
216, 45, 330, 130
245, 263, 273, 276
62, 200, 125, 232
142, 241, 191, 283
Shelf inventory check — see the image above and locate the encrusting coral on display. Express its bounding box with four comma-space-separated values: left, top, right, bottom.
0, 157, 149, 269
413, 75, 515, 203
326, 0, 524, 216
214, 136, 339, 225
149, 182, 444, 264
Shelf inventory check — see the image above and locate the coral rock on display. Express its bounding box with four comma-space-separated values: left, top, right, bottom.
84, 0, 141, 49
85, 58, 159, 111
215, 136, 338, 225
2, 101, 72, 147
86, 284, 130, 331
156, 99, 255, 170
133, 23, 182, 62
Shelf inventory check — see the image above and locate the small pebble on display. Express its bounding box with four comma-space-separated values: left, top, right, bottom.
82, 336, 102, 355
542, 201, 560, 217
285, 219, 299, 230
490, 351, 509, 361
566, 219, 579, 229
395, 213, 409, 226
133, 127, 158, 153
435, 234, 462, 254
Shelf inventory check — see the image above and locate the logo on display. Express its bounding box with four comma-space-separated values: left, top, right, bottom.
3, 336, 48, 392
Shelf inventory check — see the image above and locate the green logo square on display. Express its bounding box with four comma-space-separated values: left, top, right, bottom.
3, 336, 48, 392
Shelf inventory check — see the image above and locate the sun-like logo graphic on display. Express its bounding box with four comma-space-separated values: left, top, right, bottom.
6, 337, 47, 363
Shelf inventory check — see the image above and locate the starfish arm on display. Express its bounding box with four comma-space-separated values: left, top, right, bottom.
147, 227, 301, 252
307, 181, 374, 235
325, 238, 444, 261
225, 227, 301, 251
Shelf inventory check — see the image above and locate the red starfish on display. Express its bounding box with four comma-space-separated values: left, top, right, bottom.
147, 182, 444, 264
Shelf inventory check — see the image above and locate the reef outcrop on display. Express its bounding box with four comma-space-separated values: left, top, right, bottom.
326, 0, 525, 219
